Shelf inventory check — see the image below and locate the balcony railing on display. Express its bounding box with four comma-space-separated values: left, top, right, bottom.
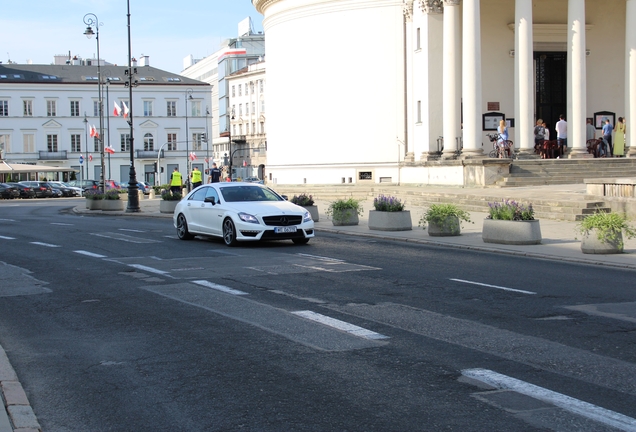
135, 149, 164, 159
39, 150, 67, 160
231, 135, 247, 143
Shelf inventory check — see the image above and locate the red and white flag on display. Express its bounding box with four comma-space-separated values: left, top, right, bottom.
88, 154, 93, 162
204, 158, 209, 164
89, 125, 99, 139
105, 146, 115, 154
189, 152, 197, 161
113, 101, 122, 117
122, 101, 129, 118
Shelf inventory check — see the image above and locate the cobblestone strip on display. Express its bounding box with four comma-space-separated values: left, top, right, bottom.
0, 346, 41, 432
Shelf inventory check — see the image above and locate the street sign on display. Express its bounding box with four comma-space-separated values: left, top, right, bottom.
79, 155, 84, 165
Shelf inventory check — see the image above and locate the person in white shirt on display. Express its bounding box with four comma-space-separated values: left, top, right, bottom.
555, 114, 567, 156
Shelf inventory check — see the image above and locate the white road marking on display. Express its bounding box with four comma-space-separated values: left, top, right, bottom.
119, 228, 145, 233
74, 250, 107, 258
292, 310, 389, 340
0, 235, 15, 240
0, 219, 16, 222
191, 280, 248, 295
462, 368, 636, 432
450, 278, 536, 295
30, 242, 61, 248
128, 264, 171, 276
296, 253, 344, 262
51, 223, 73, 226
91, 232, 161, 244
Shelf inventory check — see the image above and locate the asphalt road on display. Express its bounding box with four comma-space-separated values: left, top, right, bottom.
0, 198, 635, 431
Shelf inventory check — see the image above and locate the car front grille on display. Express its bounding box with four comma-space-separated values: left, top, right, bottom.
262, 215, 303, 226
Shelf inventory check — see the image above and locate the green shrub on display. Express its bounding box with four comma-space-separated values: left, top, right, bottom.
577, 210, 635, 249
291, 193, 314, 206
326, 198, 363, 222
419, 203, 471, 229
161, 190, 182, 201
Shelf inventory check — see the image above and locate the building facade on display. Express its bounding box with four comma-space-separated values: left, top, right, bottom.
0, 62, 210, 185
252, 0, 636, 186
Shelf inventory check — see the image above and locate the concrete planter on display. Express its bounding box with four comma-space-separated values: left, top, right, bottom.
101, 199, 125, 211
428, 216, 461, 236
581, 229, 623, 254
482, 219, 542, 245
368, 210, 412, 231
302, 205, 319, 222
160, 200, 179, 214
86, 198, 103, 210
331, 209, 359, 226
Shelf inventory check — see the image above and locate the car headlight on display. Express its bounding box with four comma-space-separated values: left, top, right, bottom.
238, 212, 259, 224
303, 211, 313, 223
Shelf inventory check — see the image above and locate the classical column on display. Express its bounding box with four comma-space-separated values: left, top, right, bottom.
567, 0, 590, 158
461, 0, 484, 158
627, 0, 636, 157
442, 0, 461, 158
403, 0, 416, 162
514, 0, 535, 158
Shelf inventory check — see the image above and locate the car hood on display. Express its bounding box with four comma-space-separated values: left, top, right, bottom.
223, 200, 306, 215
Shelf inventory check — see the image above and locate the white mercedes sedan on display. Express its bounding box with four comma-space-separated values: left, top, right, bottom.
173, 183, 315, 246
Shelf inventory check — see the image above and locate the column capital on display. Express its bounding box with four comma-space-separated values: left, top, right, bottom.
443, 0, 461, 6
418, 0, 444, 14
403, 0, 414, 21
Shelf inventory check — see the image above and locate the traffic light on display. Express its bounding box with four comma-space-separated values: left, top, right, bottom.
153, 162, 157, 172
160, 167, 164, 173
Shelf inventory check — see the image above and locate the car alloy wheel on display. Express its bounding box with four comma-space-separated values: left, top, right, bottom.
176, 214, 194, 240
223, 218, 238, 246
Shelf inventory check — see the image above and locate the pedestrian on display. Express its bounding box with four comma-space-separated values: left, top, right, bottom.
555, 114, 568, 157
613, 117, 626, 157
169, 167, 182, 194
497, 119, 510, 157
542, 122, 550, 141
533, 119, 545, 154
191, 166, 203, 189
602, 118, 614, 157
586, 118, 596, 141
209, 163, 221, 183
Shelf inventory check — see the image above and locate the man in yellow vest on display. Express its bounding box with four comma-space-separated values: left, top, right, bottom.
191, 167, 202, 189
170, 167, 182, 194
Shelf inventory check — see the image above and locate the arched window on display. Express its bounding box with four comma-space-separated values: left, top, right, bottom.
144, 133, 154, 151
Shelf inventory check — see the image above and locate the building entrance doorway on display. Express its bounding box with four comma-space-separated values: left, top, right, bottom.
535, 52, 567, 133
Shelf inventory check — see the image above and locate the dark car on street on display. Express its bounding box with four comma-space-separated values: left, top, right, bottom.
45, 182, 75, 197
18, 181, 53, 198
7, 183, 36, 199
0, 183, 20, 199
67, 179, 100, 192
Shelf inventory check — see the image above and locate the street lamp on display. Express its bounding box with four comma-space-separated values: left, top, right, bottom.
228, 106, 235, 181
184, 88, 193, 191
124, 0, 140, 212
83, 114, 89, 181
83, 13, 106, 193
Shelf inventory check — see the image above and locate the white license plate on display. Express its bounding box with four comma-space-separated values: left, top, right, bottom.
274, 226, 297, 233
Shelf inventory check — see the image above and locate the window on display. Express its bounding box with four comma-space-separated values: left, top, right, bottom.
239, 104, 243, 116
23, 134, 34, 152
239, 84, 242, 96
232, 85, 235, 97
192, 133, 203, 151
245, 103, 249, 116
120, 134, 131, 151
416, 28, 421, 50
143, 100, 153, 116
93, 101, 99, 116
190, 100, 201, 117
233, 125, 236, 136
0, 100, 8, 116
239, 124, 243, 135
47, 100, 57, 117
167, 133, 177, 150
70, 100, 80, 117
259, 80, 263, 93
261, 99, 265, 112
94, 137, 100, 152
250, 82, 254, 94
23, 100, 33, 116
260, 122, 264, 134
252, 102, 256, 115
47, 134, 58, 152
252, 122, 256, 135
143, 133, 154, 151
0, 134, 10, 153
71, 134, 81, 152
417, 100, 422, 123
246, 123, 250, 135
167, 101, 176, 117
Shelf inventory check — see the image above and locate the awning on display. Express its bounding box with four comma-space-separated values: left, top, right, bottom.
0, 161, 79, 174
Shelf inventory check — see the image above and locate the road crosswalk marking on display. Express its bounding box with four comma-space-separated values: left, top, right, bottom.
450, 278, 536, 295
292, 310, 389, 340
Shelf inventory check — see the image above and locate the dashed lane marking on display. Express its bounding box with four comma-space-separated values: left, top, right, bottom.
191, 280, 248, 295
450, 278, 536, 295
119, 228, 145, 233
90, 232, 161, 244
296, 253, 344, 262
128, 264, 173, 277
0, 236, 15, 240
292, 310, 389, 340
74, 250, 107, 258
0, 219, 16, 222
30, 242, 61, 248
50, 223, 73, 226
462, 368, 636, 432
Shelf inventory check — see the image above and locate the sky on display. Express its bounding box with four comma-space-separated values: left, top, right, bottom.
0, 0, 264, 74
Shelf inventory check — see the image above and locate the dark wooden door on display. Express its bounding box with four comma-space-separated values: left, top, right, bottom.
535, 52, 567, 132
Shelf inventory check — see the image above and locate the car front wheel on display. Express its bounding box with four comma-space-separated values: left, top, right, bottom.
222, 218, 238, 246
176, 214, 194, 240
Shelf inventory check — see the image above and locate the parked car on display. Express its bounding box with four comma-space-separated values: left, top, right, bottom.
0, 183, 20, 199
173, 183, 315, 246
6, 182, 36, 199
45, 182, 76, 197
67, 179, 100, 191
244, 177, 264, 184
18, 181, 53, 198
120, 182, 149, 194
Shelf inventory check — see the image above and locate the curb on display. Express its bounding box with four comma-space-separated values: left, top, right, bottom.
0, 346, 40, 432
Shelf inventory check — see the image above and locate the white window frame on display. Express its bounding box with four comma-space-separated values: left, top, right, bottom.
47, 100, 57, 117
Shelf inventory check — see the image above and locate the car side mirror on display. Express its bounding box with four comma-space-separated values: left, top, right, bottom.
204, 196, 216, 205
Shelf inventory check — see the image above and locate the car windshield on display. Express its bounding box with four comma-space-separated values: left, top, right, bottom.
219, 186, 282, 202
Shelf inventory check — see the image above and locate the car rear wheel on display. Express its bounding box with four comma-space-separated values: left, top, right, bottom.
292, 238, 310, 245
222, 218, 238, 246
176, 214, 194, 240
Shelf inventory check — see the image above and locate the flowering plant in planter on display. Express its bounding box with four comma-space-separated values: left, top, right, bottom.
291, 193, 314, 206
104, 189, 122, 200
373, 195, 405, 212
487, 199, 535, 221
84, 189, 104, 200
418, 203, 471, 229
161, 190, 182, 201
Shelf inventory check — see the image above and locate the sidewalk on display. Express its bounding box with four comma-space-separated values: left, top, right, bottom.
72, 185, 636, 271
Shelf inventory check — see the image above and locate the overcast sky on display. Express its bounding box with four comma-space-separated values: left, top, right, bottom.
1, 0, 263, 74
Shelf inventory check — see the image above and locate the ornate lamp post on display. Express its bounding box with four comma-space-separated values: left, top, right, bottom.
125, 0, 140, 212
184, 88, 193, 191
83, 13, 106, 192
83, 114, 89, 182
228, 106, 235, 181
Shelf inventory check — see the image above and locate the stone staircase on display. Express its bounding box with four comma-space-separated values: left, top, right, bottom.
494, 158, 636, 187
